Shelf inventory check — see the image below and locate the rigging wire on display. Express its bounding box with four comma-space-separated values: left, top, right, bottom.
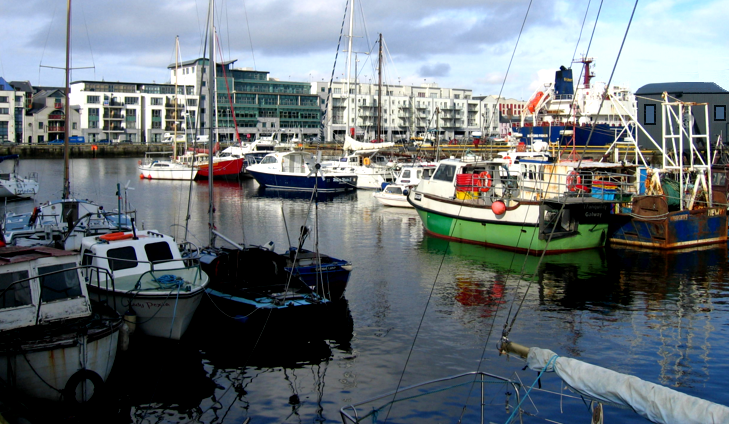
320, 0, 350, 142
38, 1, 60, 86
240, 0, 257, 70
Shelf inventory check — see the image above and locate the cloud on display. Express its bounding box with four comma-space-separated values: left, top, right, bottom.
418, 63, 451, 78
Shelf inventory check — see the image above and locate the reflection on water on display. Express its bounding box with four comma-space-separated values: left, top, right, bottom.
5, 159, 729, 422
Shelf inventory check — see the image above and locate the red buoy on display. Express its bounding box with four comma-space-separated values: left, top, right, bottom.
492, 200, 506, 215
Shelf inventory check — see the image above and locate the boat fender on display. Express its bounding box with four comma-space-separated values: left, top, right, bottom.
476, 171, 492, 193
492, 200, 507, 215
566, 170, 581, 192
63, 369, 104, 405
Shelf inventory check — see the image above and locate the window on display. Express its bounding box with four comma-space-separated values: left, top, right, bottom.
715, 105, 726, 121
0, 122, 7, 141
644, 104, 656, 125
38, 263, 83, 302
38, 135, 44, 143
151, 97, 163, 106
87, 95, 100, 104
152, 110, 161, 117
107, 247, 138, 271
0, 96, 8, 103
38, 122, 44, 129
124, 97, 138, 105
333, 88, 341, 94
187, 99, 197, 107
418, 93, 425, 98
0, 270, 31, 308
0, 108, 8, 114
433, 164, 457, 182
72, 123, 77, 130
144, 242, 174, 263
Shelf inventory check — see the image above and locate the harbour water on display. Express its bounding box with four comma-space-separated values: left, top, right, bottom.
4, 157, 729, 423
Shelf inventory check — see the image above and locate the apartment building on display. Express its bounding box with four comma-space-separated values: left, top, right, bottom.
312, 80, 503, 142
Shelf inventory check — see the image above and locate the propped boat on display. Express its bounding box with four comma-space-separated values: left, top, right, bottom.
4, 198, 135, 249
0, 245, 122, 403
247, 151, 357, 192
0, 154, 39, 199
79, 229, 209, 340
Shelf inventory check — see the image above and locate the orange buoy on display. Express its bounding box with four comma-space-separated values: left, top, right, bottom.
475, 171, 492, 193
492, 200, 506, 215
99, 232, 134, 242
140, 174, 145, 179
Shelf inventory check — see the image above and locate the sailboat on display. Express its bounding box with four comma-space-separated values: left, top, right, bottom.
138, 37, 198, 181
0, 154, 39, 199
0, 1, 123, 405
186, 0, 331, 328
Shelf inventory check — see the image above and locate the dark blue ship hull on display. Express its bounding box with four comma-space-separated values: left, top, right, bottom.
514, 124, 628, 147
248, 170, 356, 192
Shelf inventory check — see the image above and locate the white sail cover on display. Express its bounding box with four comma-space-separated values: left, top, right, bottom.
343, 135, 395, 152
527, 347, 729, 424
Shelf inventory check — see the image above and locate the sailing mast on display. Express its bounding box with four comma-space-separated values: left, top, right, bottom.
344, 0, 355, 140
62, 0, 71, 199
376, 33, 382, 143
173, 36, 180, 162
207, 0, 215, 246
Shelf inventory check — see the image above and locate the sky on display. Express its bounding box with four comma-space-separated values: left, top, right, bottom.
1, 0, 728, 101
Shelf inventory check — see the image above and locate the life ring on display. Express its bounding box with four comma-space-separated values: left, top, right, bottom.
566, 170, 581, 192
476, 171, 492, 193
99, 232, 134, 241
363, 157, 371, 166
63, 369, 104, 405
503, 156, 513, 166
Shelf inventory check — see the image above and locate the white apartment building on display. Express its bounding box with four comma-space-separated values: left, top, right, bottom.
69, 80, 198, 143
0, 78, 26, 143
312, 80, 503, 142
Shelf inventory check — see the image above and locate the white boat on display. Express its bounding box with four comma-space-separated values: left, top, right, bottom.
138, 151, 198, 180
373, 163, 436, 208
0, 245, 122, 403
326, 149, 397, 190
79, 229, 209, 340
0, 154, 39, 199
4, 197, 135, 249
247, 151, 357, 192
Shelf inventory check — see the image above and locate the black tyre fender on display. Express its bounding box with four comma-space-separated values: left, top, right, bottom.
63, 369, 104, 405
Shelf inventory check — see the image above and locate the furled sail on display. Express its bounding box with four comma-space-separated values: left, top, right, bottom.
343, 135, 395, 152
527, 347, 729, 424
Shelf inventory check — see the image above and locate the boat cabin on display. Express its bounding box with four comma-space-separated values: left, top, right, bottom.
0, 246, 91, 332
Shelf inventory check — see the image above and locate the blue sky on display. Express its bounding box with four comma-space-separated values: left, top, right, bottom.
1, 0, 727, 100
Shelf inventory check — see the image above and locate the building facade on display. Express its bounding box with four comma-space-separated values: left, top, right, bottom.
0, 78, 26, 143
312, 80, 502, 142
636, 82, 729, 148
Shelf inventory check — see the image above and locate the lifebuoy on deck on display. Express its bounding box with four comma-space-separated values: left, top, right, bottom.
63, 369, 104, 405
363, 157, 371, 166
476, 171, 492, 193
566, 170, 581, 192
29, 207, 39, 226
99, 232, 133, 241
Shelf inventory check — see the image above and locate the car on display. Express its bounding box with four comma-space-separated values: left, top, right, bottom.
97, 139, 111, 144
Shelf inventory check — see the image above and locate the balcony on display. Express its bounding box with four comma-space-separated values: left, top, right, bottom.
54, 103, 63, 109
103, 100, 124, 107
164, 124, 184, 132
47, 125, 65, 132
103, 113, 124, 119
165, 101, 185, 109
102, 124, 125, 132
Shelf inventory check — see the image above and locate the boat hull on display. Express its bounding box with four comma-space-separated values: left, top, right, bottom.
373, 191, 411, 208
609, 207, 728, 249
196, 158, 245, 179
88, 285, 204, 340
0, 317, 121, 402
138, 165, 198, 180
410, 193, 611, 254
514, 123, 623, 147
248, 169, 356, 192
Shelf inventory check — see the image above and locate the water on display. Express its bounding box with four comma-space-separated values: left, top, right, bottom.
6, 158, 729, 423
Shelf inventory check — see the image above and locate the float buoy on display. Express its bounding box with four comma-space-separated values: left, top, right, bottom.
492, 200, 506, 215
63, 369, 104, 405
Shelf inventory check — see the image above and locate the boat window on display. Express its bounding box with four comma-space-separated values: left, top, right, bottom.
433, 164, 457, 182
402, 169, 412, 179
38, 263, 83, 302
260, 155, 277, 164
144, 242, 175, 264
283, 154, 306, 173
107, 246, 138, 271
712, 172, 727, 186
0, 270, 31, 308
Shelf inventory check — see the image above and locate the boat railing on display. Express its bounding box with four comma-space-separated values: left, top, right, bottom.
340, 371, 522, 424
455, 168, 636, 204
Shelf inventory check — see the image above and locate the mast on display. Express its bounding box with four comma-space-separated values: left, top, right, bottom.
376, 33, 382, 142
344, 0, 354, 139
207, 0, 215, 245
62, 0, 71, 199
173, 36, 180, 162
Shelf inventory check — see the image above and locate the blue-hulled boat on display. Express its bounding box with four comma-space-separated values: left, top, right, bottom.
246, 151, 357, 192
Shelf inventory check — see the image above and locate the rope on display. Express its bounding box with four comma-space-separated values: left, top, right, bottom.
504, 354, 559, 424
320, 1, 350, 142
152, 274, 186, 289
